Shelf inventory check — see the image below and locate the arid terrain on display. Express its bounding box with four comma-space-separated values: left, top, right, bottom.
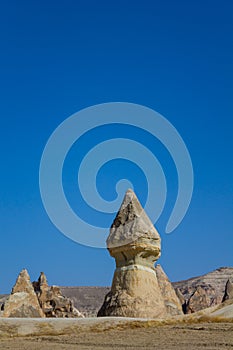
0, 318, 232, 350
0, 265, 232, 349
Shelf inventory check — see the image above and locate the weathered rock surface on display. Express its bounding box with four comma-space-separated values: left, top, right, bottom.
98, 267, 167, 318
33, 272, 84, 318
155, 265, 183, 315
61, 269, 233, 316
0, 294, 7, 316
2, 270, 84, 318
2, 269, 45, 318
173, 267, 233, 313
186, 285, 217, 314
107, 189, 161, 260
222, 278, 233, 302
210, 298, 233, 318
98, 189, 167, 318
175, 288, 186, 312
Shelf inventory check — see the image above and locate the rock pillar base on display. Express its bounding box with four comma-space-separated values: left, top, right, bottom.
98, 265, 167, 318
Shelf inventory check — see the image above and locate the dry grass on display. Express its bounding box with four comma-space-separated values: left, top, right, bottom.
86, 317, 233, 333
0, 315, 232, 339
0, 323, 19, 337
0, 321, 232, 350
25, 317, 233, 338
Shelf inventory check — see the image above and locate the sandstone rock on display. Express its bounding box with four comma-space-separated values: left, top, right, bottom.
3, 269, 45, 318
98, 189, 167, 318
155, 265, 183, 315
222, 278, 233, 302
33, 272, 84, 318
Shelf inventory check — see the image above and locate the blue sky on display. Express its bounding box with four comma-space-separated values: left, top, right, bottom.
0, 1, 232, 293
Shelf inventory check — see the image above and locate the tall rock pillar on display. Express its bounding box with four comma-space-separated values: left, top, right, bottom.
98, 189, 167, 318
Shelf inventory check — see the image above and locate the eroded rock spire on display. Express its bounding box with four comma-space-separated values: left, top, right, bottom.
98, 189, 167, 318
3, 269, 45, 318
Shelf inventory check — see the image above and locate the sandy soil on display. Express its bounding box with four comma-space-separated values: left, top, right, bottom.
0, 321, 232, 350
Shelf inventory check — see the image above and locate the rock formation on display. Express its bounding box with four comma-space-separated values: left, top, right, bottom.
0, 294, 7, 316
98, 189, 168, 318
2, 270, 84, 318
173, 267, 233, 313
3, 269, 45, 318
1, 266, 232, 317
155, 265, 183, 315
33, 272, 84, 318
185, 285, 216, 313
175, 288, 186, 313
222, 278, 233, 302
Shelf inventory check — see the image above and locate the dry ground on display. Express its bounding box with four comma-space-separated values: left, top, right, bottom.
0, 320, 232, 350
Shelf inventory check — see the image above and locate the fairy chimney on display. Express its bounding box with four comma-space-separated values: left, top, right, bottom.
98, 189, 167, 318
3, 269, 45, 318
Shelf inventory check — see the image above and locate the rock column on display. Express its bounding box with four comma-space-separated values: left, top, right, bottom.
98, 189, 167, 318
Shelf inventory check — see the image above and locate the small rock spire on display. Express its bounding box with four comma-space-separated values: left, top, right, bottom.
3, 269, 45, 318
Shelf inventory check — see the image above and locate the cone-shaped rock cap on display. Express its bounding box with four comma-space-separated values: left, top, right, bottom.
12, 268, 35, 294
107, 189, 161, 250
3, 268, 45, 318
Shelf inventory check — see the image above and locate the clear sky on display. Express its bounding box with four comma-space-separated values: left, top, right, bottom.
0, 1, 232, 293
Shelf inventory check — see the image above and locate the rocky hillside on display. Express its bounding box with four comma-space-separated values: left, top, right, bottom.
60, 286, 110, 317
173, 267, 233, 313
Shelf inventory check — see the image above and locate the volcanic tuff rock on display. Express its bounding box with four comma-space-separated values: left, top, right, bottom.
155, 265, 183, 316
98, 189, 167, 318
2, 269, 45, 318
0, 295, 7, 316
1, 267, 232, 317
186, 285, 216, 314
175, 288, 186, 310
33, 272, 84, 318
222, 278, 233, 302
107, 189, 161, 259
2, 270, 84, 318
57, 267, 233, 316
173, 267, 233, 313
